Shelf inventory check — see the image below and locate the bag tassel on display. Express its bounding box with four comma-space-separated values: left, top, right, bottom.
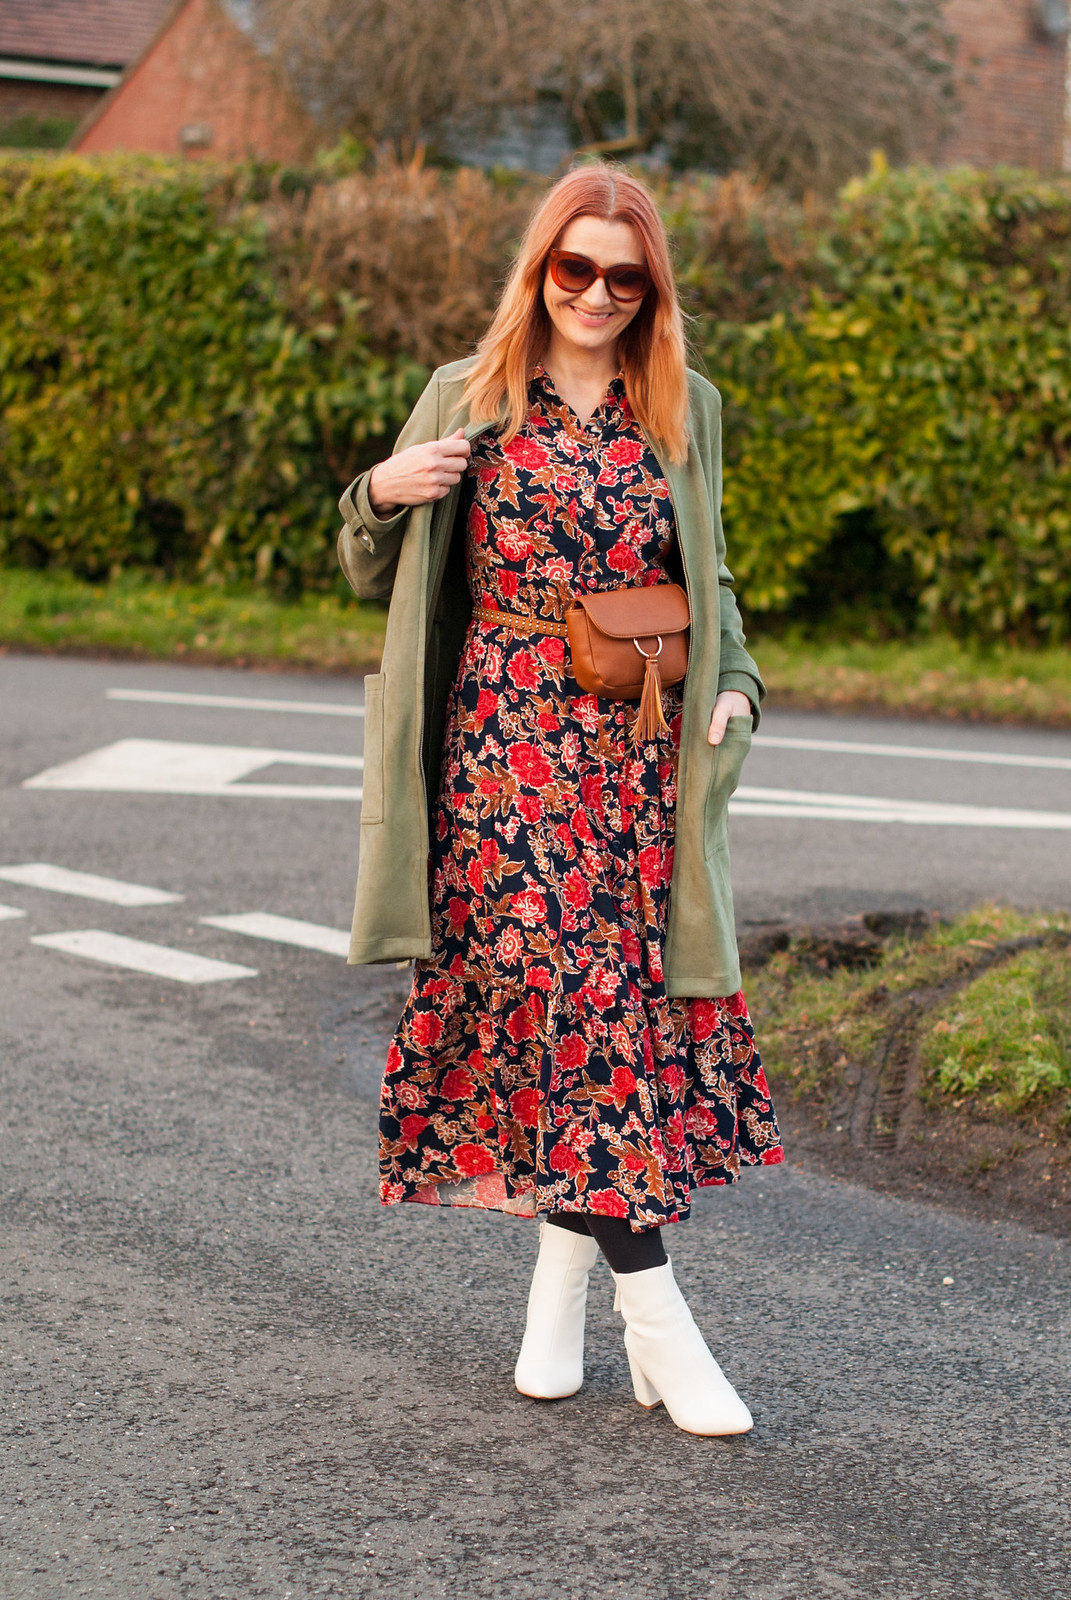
634, 652, 669, 746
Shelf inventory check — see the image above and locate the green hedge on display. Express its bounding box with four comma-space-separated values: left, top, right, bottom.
706, 162, 1071, 643
0, 155, 421, 591
2, 154, 1070, 640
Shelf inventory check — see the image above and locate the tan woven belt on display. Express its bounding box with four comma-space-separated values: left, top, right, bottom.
472, 603, 570, 640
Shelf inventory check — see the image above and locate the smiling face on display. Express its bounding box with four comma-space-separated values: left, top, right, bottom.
542, 215, 648, 360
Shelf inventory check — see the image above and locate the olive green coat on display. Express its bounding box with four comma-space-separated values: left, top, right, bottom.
337, 356, 764, 997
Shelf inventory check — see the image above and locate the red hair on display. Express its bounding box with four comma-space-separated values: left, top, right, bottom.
463, 165, 689, 462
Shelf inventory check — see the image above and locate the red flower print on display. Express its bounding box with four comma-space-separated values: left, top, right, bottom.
578, 774, 604, 814
516, 794, 543, 822
449, 952, 466, 978
466, 858, 484, 894
660, 1062, 685, 1094
638, 845, 665, 889
510, 889, 546, 927
505, 436, 552, 472
607, 541, 642, 576
688, 1000, 720, 1043
536, 635, 565, 667
480, 837, 502, 868
506, 1003, 536, 1042
385, 1040, 403, 1075
495, 925, 523, 964
440, 1066, 474, 1101
499, 568, 520, 601
685, 1105, 721, 1137
454, 1143, 497, 1177
469, 504, 488, 543
507, 650, 541, 690
588, 1188, 631, 1217
447, 896, 470, 935
497, 526, 534, 562
725, 991, 748, 1017
548, 1141, 582, 1177
399, 1113, 429, 1146
570, 807, 595, 845
394, 1079, 425, 1110
537, 711, 559, 731
761, 1147, 785, 1165
620, 926, 641, 965
410, 1011, 442, 1051
564, 869, 592, 911
475, 688, 499, 724
508, 742, 553, 788
510, 1088, 541, 1126
609, 1067, 637, 1107
526, 965, 552, 990
467, 1049, 486, 1072
623, 1152, 646, 1172
604, 437, 645, 468
555, 1034, 588, 1072
476, 1113, 497, 1131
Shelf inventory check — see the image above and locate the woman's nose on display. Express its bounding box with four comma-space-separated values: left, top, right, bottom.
579, 278, 613, 309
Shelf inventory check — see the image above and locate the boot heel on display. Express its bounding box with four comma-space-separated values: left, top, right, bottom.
627, 1347, 662, 1409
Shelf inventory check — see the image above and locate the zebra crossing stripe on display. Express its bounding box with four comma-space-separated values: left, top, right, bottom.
0, 903, 27, 921
31, 930, 257, 983
0, 862, 183, 905
201, 912, 351, 957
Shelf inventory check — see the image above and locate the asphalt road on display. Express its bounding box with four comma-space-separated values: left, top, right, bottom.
1, 653, 1070, 1600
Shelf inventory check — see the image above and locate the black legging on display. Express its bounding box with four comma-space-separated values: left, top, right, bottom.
547, 1212, 668, 1274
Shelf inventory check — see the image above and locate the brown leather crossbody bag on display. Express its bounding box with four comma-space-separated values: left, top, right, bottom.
564, 581, 690, 742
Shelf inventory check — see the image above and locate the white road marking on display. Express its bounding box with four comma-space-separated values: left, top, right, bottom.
0, 903, 27, 921
201, 912, 351, 957
107, 689, 363, 718
31, 930, 257, 983
0, 862, 182, 905
753, 733, 1071, 772
23, 739, 363, 800
731, 786, 1071, 829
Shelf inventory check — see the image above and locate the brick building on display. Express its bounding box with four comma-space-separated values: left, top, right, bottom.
0, 0, 170, 134
940, 0, 1071, 169
73, 0, 313, 161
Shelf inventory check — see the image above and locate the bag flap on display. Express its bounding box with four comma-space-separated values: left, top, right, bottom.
574, 582, 690, 639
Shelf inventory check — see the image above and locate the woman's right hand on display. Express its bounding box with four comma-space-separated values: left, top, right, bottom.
367, 428, 472, 517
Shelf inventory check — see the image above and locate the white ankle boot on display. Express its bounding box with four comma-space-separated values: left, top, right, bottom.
514, 1222, 600, 1399
612, 1258, 753, 1436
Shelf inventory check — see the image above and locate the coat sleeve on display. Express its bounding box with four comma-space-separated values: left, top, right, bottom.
336, 371, 443, 602
693, 376, 767, 729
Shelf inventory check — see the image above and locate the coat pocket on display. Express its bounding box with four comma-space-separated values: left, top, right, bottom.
703, 714, 752, 863
361, 673, 385, 825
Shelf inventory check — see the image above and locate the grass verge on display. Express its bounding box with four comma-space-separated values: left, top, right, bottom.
1, 569, 1070, 726
759, 633, 1071, 727
747, 904, 1071, 1231
0, 568, 387, 672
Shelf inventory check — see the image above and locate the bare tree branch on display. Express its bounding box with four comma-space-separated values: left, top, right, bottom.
251, 0, 952, 189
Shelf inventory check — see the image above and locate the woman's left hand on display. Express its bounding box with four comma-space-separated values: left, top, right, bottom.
707, 690, 753, 745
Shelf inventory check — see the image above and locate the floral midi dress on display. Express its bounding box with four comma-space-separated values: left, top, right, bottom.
379, 368, 783, 1231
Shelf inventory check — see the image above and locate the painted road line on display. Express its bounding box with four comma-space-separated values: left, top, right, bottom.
0, 862, 183, 905
31, 930, 257, 983
752, 734, 1071, 772
201, 912, 351, 957
0, 903, 27, 921
23, 739, 363, 800
730, 786, 1071, 829
107, 689, 363, 717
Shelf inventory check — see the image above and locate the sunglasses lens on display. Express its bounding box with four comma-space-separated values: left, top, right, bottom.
552, 254, 596, 292
606, 267, 649, 301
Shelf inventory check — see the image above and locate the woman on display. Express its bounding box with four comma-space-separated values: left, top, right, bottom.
338, 164, 783, 1437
